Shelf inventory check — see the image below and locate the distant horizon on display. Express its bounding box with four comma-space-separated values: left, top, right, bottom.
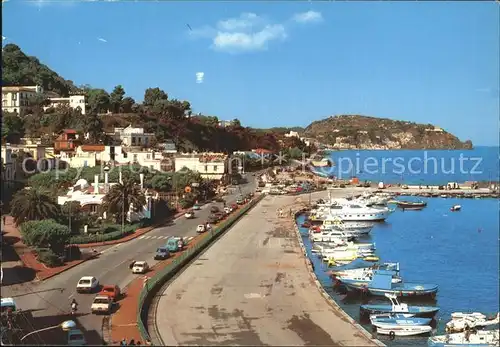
3, 1, 498, 146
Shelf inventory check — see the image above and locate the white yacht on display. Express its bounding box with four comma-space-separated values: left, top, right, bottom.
326, 203, 392, 222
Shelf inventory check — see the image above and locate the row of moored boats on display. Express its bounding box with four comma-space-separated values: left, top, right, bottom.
301, 191, 498, 346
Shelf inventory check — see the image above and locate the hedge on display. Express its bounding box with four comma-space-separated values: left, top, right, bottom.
69, 219, 150, 244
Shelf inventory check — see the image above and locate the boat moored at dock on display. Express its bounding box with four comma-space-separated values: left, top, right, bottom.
342, 272, 439, 298
445, 312, 500, 333
427, 329, 499, 346
360, 294, 440, 318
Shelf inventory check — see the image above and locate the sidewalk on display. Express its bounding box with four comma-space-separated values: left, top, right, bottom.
109, 232, 208, 345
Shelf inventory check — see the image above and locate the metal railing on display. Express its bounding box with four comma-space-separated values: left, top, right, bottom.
136, 194, 265, 343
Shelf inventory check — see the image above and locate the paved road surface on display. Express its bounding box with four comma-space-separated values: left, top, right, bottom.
154, 194, 378, 346
2, 175, 257, 345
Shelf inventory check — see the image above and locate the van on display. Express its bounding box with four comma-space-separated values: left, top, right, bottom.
0, 298, 16, 314
67, 329, 87, 346
154, 247, 170, 260
166, 238, 181, 252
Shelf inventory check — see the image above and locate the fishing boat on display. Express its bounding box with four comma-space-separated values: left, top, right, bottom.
361, 294, 440, 318
427, 329, 499, 346
327, 255, 380, 267
370, 313, 432, 327
396, 200, 427, 210
451, 205, 462, 211
336, 269, 401, 286
330, 263, 399, 279
342, 272, 438, 298
329, 262, 400, 278
445, 312, 500, 333
377, 325, 433, 338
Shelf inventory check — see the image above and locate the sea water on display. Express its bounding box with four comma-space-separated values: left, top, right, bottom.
313, 146, 499, 185
296, 197, 499, 346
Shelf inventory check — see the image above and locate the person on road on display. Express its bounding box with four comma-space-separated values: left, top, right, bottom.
71, 299, 78, 314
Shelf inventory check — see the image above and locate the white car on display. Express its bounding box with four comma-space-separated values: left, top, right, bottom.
91, 295, 113, 314
76, 276, 99, 293
132, 261, 149, 274
185, 211, 194, 219
196, 225, 206, 233
224, 207, 232, 214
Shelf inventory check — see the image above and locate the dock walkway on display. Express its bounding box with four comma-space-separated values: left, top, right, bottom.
153, 194, 379, 346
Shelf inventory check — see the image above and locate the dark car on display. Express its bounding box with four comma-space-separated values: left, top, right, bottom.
210, 206, 220, 213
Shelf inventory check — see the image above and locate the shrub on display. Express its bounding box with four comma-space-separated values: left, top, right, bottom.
68, 221, 145, 244
37, 248, 63, 267
64, 245, 82, 261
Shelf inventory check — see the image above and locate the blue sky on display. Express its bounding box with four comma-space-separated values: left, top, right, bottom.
2, 0, 499, 145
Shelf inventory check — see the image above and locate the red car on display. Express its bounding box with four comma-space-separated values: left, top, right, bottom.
98, 285, 121, 301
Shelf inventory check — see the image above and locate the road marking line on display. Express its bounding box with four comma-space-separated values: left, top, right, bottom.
138, 236, 146, 239
68, 294, 74, 299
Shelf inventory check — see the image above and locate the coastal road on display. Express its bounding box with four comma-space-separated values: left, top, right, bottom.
153, 193, 379, 346
1, 175, 258, 345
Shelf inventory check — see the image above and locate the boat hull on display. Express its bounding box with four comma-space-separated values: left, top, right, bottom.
376, 325, 432, 336
372, 317, 432, 327
360, 305, 439, 318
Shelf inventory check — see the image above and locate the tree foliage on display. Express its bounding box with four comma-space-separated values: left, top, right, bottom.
101, 178, 147, 223
19, 219, 71, 255
11, 189, 61, 226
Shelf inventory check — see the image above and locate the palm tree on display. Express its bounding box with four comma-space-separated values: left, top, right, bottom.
10, 188, 60, 226
101, 178, 146, 223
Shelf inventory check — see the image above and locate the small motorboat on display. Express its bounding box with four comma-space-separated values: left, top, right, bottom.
376, 324, 432, 338
370, 313, 432, 327
445, 312, 499, 333
428, 329, 499, 346
396, 200, 427, 210
360, 293, 440, 318
342, 272, 438, 298
450, 205, 461, 211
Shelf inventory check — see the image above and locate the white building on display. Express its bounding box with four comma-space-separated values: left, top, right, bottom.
45, 95, 86, 115
285, 131, 300, 138
174, 153, 228, 180
2, 86, 43, 116
2, 85, 86, 116
59, 145, 171, 171
111, 126, 155, 147
57, 175, 154, 222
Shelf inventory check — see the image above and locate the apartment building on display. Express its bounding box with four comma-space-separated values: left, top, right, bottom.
2, 86, 43, 116
44, 95, 86, 114
110, 126, 155, 147
174, 153, 228, 180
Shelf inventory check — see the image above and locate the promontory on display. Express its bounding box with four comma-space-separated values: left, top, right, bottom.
301, 115, 473, 150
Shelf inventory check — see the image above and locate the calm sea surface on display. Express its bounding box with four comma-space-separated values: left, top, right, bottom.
313, 146, 499, 185
296, 197, 499, 346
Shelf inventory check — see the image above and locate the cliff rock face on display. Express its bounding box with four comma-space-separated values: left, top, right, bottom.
303, 115, 473, 150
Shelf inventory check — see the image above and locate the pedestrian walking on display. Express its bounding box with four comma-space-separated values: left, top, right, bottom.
120, 338, 127, 346
136, 342, 141, 346
129, 339, 136, 346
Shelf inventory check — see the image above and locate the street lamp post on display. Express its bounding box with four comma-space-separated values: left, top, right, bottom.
20, 320, 76, 342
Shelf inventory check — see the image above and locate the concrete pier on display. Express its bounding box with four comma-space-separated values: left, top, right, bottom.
154, 194, 380, 346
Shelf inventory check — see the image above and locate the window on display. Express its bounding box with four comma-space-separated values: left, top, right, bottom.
138, 137, 142, 144
2, 100, 6, 106
11, 93, 17, 100
204, 165, 208, 172
146, 154, 151, 159
213, 165, 217, 171
132, 137, 136, 144
123, 152, 128, 158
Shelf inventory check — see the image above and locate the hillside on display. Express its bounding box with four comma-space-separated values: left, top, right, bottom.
2, 44, 77, 96
303, 115, 473, 150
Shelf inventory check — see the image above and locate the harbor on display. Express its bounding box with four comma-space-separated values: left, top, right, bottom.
294, 189, 499, 346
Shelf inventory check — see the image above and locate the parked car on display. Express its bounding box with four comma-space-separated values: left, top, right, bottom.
91, 295, 113, 314
192, 203, 201, 210
210, 206, 220, 213
154, 246, 171, 260
132, 261, 149, 274
224, 207, 232, 214
231, 203, 238, 210
98, 285, 121, 301
185, 211, 194, 219
76, 276, 99, 293
0, 298, 17, 314
196, 224, 206, 233
67, 329, 86, 346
